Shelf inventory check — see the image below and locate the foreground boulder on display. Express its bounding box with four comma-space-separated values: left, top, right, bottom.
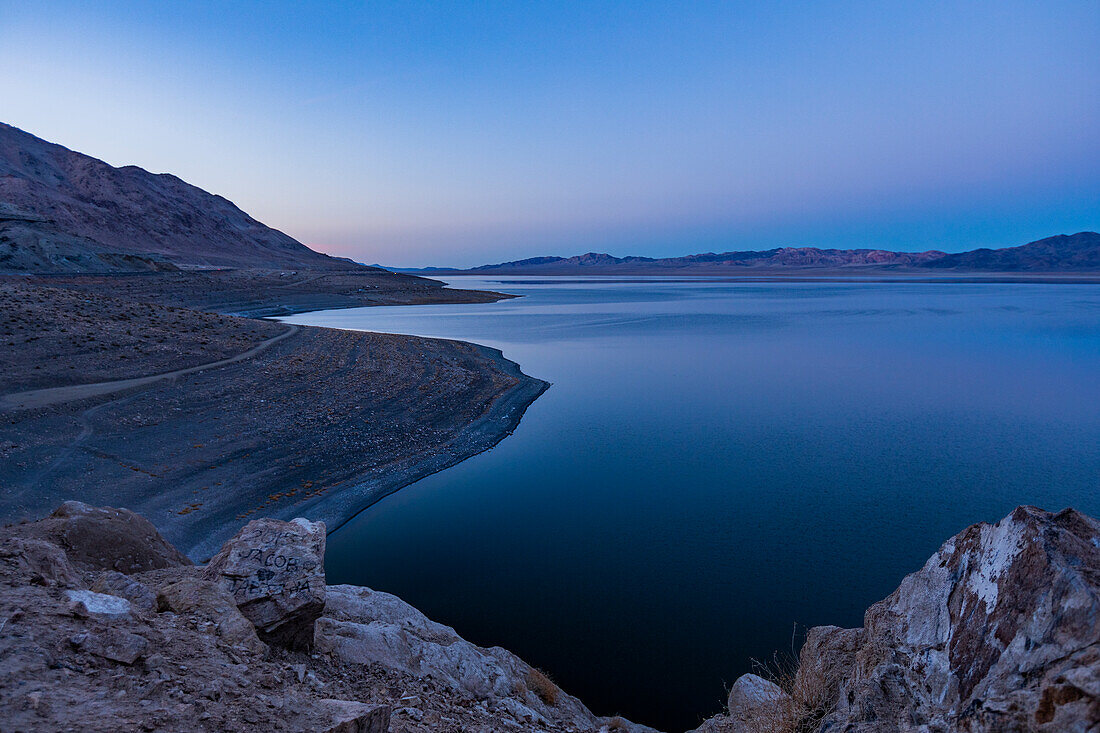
699, 506, 1100, 733
0, 536, 82, 587
728, 674, 789, 730
10, 501, 192, 573
693, 674, 792, 733
202, 517, 327, 650
157, 577, 268, 655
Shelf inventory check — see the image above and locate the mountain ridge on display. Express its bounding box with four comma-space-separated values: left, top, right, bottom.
399, 232, 1100, 274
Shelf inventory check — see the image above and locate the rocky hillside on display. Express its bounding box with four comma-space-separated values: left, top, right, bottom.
0, 502, 654, 733
0, 123, 348, 272
698, 506, 1100, 732
2, 502, 1097, 732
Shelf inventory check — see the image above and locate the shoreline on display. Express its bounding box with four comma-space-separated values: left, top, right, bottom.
299, 339, 550, 540
0, 276, 550, 562
176, 324, 551, 560
203, 287, 520, 319
198, 294, 549, 555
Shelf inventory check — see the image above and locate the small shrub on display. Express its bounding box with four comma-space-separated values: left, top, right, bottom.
525, 667, 560, 706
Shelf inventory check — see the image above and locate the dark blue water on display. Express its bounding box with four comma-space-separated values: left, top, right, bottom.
284, 278, 1100, 731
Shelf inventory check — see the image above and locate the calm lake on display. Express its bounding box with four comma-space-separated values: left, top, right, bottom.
283, 277, 1100, 731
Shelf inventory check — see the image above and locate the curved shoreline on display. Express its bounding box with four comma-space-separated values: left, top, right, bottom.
225, 292, 549, 546
228, 296, 550, 549
176, 330, 550, 560
305, 339, 550, 539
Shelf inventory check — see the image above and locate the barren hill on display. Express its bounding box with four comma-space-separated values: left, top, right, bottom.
0, 123, 347, 272
922, 231, 1100, 271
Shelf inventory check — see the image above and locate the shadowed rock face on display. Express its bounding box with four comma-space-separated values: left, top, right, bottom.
0, 122, 351, 271
805, 506, 1100, 732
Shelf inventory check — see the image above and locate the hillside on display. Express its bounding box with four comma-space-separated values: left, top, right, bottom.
410, 233, 1100, 275
0, 123, 347, 272
922, 231, 1100, 271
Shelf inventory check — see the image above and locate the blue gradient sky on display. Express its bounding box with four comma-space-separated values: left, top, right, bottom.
1, 2, 1097, 266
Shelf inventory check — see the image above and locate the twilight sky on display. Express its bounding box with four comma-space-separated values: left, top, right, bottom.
1, 2, 1097, 267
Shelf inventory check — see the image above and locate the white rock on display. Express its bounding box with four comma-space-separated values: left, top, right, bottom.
727, 673, 787, 715
317, 584, 597, 730
65, 589, 131, 617
801, 506, 1100, 731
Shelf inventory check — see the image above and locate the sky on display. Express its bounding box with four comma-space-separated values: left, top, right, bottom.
1, 2, 1098, 267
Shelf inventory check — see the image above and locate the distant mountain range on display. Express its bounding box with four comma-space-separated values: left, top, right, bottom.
401, 232, 1100, 275
5, 123, 1096, 276
0, 123, 352, 272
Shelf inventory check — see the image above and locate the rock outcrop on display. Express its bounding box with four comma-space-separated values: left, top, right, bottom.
816, 505, 1100, 731
702, 506, 1100, 732
5, 502, 1097, 732
318, 584, 606, 730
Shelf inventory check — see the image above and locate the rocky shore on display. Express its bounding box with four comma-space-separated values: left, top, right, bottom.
2, 502, 1097, 732
0, 502, 655, 732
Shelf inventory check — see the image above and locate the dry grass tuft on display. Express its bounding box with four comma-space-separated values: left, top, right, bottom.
525, 667, 561, 706
747, 649, 838, 733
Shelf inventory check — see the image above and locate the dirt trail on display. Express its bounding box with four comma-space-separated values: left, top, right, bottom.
0, 325, 299, 410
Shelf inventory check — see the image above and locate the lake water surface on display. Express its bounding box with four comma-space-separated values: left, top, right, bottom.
283, 277, 1100, 730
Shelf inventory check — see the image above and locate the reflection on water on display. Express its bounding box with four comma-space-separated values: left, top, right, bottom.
283, 277, 1100, 731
